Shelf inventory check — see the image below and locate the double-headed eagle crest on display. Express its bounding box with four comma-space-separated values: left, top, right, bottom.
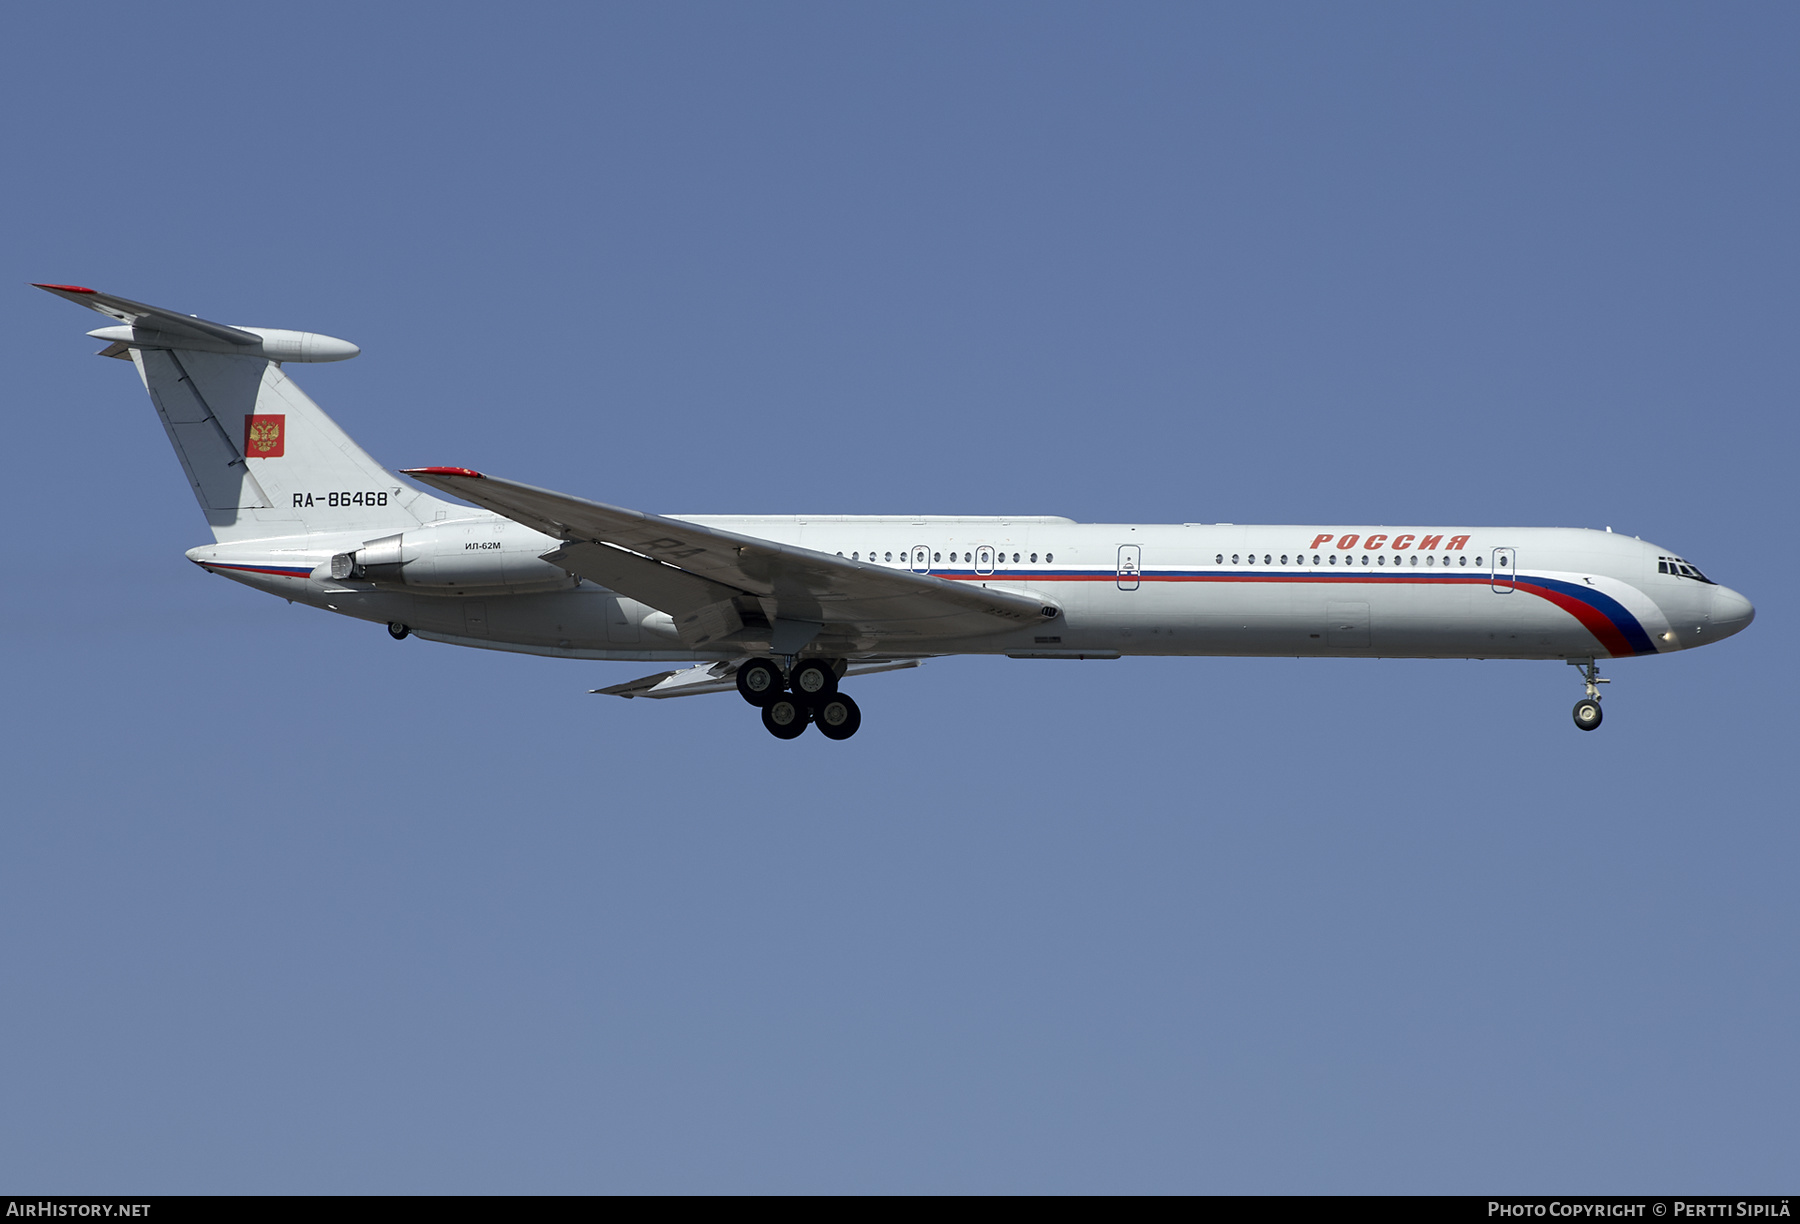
244, 414, 284, 457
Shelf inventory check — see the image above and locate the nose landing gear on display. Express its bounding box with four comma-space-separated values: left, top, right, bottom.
1568, 658, 1609, 731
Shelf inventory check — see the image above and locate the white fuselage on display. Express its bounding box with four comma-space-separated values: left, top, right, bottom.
187, 516, 1753, 665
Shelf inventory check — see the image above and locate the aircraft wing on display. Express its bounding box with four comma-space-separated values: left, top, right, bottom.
593, 658, 921, 699
401, 467, 1058, 649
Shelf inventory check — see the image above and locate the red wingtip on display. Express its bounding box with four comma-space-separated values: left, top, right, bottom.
34, 283, 96, 293
402, 466, 485, 478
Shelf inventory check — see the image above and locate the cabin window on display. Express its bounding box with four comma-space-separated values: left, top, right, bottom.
1329, 555, 1337, 565
934, 552, 941, 562
1410, 555, 1418, 566
1216, 554, 1224, 564
1378, 555, 1386, 565
852, 552, 859, 560
884, 552, 892, 562
1232, 554, 1240, 564
1013, 553, 1020, 563
1030, 553, 1037, 563
1045, 553, 1054, 563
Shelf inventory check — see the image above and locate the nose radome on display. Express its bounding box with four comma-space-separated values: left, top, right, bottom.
1711, 586, 1755, 638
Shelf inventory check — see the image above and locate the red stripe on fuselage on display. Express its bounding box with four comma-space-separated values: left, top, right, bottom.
1510, 581, 1634, 658
206, 562, 313, 578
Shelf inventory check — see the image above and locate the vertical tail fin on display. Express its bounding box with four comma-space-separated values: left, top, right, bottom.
38, 284, 454, 542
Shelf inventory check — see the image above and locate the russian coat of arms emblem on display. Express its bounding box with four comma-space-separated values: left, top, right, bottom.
243, 414, 285, 458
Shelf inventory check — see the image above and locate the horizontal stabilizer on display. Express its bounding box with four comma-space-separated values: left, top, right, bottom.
35, 283, 359, 362
35, 283, 258, 346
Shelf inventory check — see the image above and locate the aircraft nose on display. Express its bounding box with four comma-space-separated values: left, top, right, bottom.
1711, 585, 1755, 639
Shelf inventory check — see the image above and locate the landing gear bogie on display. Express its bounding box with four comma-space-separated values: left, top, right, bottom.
387, 621, 410, 640
741, 656, 862, 740
1573, 698, 1603, 730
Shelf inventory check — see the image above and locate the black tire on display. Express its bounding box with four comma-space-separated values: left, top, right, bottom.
762, 697, 810, 739
736, 658, 784, 706
789, 658, 837, 702
1573, 698, 1603, 731
815, 692, 862, 740
387, 622, 410, 640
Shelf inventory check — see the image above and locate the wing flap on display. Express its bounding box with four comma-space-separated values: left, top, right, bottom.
541, 539, 746, 617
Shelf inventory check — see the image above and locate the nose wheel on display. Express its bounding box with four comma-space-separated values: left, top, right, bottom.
1567, 658, 1610, 731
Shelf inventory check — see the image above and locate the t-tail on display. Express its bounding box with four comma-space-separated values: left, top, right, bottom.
35, 283, 455, 542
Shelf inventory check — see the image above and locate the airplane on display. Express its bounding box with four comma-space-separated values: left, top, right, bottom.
38, 283, 1755, 739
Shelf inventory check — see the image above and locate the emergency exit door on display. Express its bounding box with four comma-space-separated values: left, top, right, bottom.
1491, 547, 1516, 593
1118, 544, 1141, 590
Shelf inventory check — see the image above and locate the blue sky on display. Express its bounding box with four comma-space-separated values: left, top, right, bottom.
2, 2, 1794, 1192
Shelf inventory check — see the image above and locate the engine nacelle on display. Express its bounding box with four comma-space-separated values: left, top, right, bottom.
333, 525, 572, 593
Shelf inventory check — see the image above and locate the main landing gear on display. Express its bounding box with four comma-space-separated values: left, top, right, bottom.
737, 656, 861, 741
1568, 658, 1609, 731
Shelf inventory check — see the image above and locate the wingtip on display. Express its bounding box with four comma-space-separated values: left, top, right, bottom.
33, 282, 96, 294
402, 466, 484, 479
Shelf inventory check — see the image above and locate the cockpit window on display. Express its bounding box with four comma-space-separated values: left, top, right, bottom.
1658, 555, 1715, 584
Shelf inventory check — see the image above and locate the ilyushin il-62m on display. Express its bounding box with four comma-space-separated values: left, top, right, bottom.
39, 284, 1754, 739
